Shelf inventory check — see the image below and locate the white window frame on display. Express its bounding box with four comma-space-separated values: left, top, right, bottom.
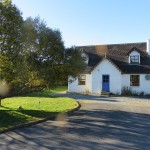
130, 55, 140, 64
78, 74, 86, 85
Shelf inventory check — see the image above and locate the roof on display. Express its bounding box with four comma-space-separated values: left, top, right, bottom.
78, 42, 150, 74
127, 47, 144, 56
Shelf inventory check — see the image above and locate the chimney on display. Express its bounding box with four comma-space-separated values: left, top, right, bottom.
147, 39, 150, 55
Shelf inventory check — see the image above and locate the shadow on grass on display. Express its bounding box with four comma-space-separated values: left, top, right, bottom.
19, 110, 57, 118
0, 110, 30, 131
0, 109, 57, 132
0, 105, 14, 110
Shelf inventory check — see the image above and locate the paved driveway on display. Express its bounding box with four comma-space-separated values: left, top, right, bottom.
1, 95, 150, 150
67, 94, 150, 115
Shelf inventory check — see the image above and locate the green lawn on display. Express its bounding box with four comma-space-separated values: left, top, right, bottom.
26, 86, 67, 97
0, 86, 78, 132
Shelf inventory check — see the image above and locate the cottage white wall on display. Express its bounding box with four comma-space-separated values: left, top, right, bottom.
68, 74, 92, 93
122, 74, 150, 94
129, 51, 140, 63
92, 59, 122, 94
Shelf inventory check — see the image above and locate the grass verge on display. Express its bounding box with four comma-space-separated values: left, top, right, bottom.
0, 86, 78, 132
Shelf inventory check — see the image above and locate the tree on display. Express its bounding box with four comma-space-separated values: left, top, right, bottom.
0, 2, 86, 95
23, 17, 65, 86
24, 17, 86, 87
64, 47, 86, 82
0, 0, 30, 94
0, 0, 23, 58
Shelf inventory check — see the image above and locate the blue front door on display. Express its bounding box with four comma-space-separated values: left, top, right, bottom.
102, 75, 110, 92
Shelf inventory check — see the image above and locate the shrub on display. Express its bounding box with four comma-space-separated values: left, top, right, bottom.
122, 87, 132, 95
121, 86, 142, 96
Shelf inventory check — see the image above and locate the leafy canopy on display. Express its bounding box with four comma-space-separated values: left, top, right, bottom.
0, 0, 86, 95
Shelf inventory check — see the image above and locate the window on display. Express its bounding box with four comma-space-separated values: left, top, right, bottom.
78, 75, 86, 85
130, 75, 140, 86
130, 56, 139, 64
103, 75, 109, 83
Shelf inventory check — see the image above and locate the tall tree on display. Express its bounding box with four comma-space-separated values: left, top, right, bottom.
0, 0, 23, 59
64, 47, 86, 80
24, 17, 65, 86
24, 17, 86, 87
0, 0, 30, 93
0, 2, 86, 94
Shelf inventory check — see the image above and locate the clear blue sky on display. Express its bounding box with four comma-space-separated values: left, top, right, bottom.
12, 0, 150, 47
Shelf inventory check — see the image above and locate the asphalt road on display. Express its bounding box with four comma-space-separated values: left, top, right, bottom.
1, 95, 150, 150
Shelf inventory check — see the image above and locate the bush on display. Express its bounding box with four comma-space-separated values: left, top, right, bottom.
121, 86, 141, 96
121, 87, 132, 95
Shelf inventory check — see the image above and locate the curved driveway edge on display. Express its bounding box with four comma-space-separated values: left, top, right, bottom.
64, 93, 150, 115
0, 100, 80, 134
1, 102, 150, 150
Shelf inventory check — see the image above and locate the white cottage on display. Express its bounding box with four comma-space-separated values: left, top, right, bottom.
68, 40, 150, 95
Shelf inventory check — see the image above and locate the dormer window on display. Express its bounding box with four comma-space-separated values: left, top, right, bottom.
130, 55, 139, 64
128, 47, 141, 64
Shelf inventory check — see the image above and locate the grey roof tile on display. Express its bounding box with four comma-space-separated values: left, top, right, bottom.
78, 42, 150, 74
